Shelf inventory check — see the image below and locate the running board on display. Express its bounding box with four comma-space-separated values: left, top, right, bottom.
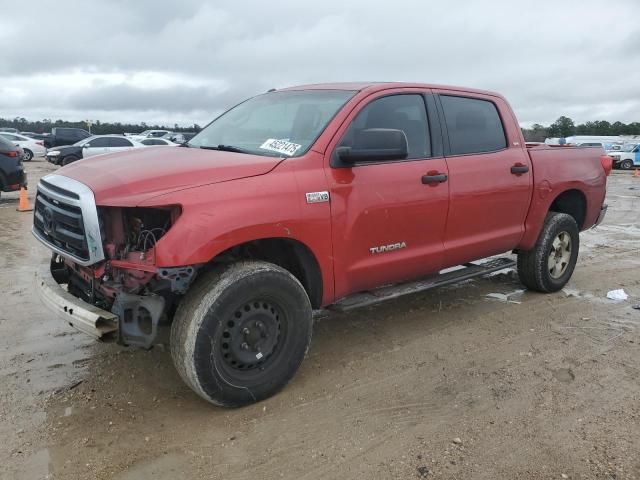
331, 257, 516, 312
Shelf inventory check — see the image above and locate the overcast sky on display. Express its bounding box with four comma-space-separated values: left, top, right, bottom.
0, 0, 638, 127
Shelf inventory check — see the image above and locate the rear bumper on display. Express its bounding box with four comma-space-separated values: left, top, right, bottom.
35, 264, 118, 340
1, 168, 26, 191
593, 204, 607, 228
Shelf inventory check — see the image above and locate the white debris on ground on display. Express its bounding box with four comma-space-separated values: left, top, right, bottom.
485, 289, 525, 304
606, 289, 628, 301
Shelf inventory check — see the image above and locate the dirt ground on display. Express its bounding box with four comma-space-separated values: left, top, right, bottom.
1, 159, 639, 480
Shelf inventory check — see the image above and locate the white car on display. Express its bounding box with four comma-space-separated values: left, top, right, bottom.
139, 138, 178, 146
125, 130, 171, 142
0, 132, 46, 161
46, 135, 145, 165
608, 143, 640, 170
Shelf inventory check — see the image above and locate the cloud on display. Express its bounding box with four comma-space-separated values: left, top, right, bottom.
0, 0, 638, 126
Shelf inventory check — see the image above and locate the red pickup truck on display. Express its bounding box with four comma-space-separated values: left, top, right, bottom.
33, 82, 610, 407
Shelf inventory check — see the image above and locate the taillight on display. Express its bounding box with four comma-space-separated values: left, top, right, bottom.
600, 155, 613, 177
1, 150, 18, 157
36, 141, 44, 146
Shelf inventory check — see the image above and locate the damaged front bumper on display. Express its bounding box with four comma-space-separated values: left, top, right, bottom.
35, 264, 118, 341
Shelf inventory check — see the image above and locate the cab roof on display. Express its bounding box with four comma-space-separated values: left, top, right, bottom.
278, 82, 501, 98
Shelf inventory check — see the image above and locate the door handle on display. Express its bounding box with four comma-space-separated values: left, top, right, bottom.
421, 173, 448, 184
511, 164, 529, 174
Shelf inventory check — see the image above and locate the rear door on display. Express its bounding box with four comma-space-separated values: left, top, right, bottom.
433, 90, 532, 266
325, 90, 450, 298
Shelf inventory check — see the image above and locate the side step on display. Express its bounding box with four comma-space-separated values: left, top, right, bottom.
331, 257, 516, 312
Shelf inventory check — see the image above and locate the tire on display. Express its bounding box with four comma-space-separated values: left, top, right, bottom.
23, 149, 33, 161
621, 159, 633, 170
517, 212, 579, 293
61, 155, 79, 166
170, 260, 313, 407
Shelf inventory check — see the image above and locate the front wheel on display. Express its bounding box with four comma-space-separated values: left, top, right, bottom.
170, 261, 313, 407
517, 212, 579, 293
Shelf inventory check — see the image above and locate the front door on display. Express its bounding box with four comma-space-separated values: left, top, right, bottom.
326, 91, 450, 298
83, 137, 110, 157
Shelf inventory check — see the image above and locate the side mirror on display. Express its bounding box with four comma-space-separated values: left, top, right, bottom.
83, 144, 90, 149
336, 128, 408, 164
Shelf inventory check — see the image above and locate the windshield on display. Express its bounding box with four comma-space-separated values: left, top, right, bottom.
620, 143, 638, 152
189, 90, 356, 157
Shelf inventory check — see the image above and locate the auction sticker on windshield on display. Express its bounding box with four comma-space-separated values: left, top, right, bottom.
260, 139, 302, 156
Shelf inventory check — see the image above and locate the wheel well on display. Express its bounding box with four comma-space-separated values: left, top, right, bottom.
210, 238, 323, 308
549, 189, 586, 229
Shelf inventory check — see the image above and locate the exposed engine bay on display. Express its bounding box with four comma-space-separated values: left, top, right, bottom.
50, 206, 196, 347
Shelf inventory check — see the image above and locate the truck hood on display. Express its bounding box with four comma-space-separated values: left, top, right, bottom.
57, 146, 284, 206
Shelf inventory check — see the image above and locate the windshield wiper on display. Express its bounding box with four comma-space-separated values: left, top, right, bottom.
199, 144, 250, 154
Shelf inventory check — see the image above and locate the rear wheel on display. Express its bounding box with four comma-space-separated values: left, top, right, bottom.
621, 159, 633, 170
23, 149, 33, 161
517, 212, 579, 293
170, 261, 313, 407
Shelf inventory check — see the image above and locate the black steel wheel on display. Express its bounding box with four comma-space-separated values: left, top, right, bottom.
219, 300, 282, 373
171, 261, 313, 407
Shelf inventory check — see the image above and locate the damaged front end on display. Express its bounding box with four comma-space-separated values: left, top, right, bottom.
43, 203, 196, 348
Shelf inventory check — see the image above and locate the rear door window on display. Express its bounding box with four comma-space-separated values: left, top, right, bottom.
109, 137, 133, 147
440, 95, 507, 155
86, 137, 110, 148
143, 139, 165, 145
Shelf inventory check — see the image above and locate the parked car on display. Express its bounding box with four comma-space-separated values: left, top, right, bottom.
0, 127, 19, 133
0, 132, 46, 161
33, 82, 610, 407
163, 132, 196, 144
125, 130, 171, 142
546, 136, 623, 150
0, 135, 26, 198
46, 135, 144, 165
43, 127, 92, 149
140, 138, 178, 146
608, 143, 640, 170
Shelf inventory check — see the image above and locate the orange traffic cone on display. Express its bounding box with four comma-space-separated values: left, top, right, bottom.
17, 187, 33, 212
634, 169, 639, 178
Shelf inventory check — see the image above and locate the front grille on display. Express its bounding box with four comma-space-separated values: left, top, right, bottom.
34, 189, 89, 261
40, 179, 80, 200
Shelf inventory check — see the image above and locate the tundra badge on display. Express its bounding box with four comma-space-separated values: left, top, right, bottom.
370, 242, 407, 254
306, 191, 330, 204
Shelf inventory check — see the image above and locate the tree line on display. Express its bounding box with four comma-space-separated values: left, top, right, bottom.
522, 116, 640, 142
0, 117, 201, 135
3, 115, 639, 143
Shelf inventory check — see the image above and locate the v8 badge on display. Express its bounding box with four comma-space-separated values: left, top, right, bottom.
306, 191, 330, 204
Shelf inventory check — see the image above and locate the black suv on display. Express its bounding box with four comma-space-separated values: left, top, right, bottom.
0, 135, 26, 198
